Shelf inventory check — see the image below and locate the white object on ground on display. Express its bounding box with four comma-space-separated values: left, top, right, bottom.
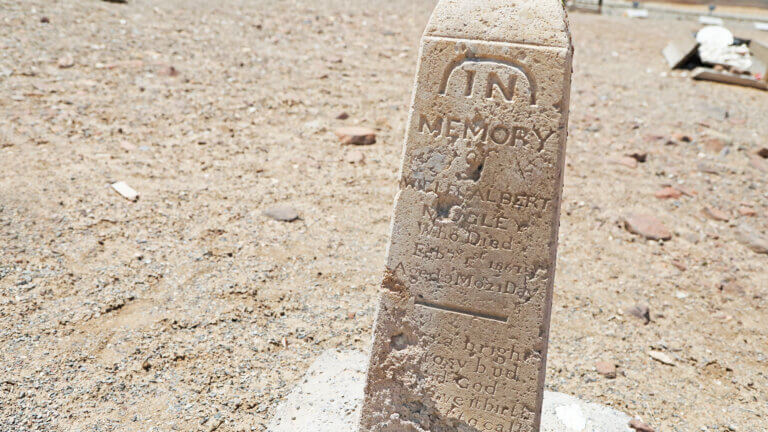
111, 181, 139, 201
696, 26, 752, 71
755, 22, 768, 32
699, 16, 724, 26
625, 9, 649, 19
267, 349, 634, 432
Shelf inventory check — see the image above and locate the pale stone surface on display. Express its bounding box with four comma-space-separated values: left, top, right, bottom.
359, 1, 573, 431
267, 350, 633, 432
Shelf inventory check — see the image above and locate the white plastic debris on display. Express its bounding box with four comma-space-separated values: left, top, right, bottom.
111, 181, 139, 201
696, 26, 752, 71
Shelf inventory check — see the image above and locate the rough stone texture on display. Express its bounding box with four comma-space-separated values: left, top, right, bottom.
268, 350, 633, 432
359, 1, 573, 431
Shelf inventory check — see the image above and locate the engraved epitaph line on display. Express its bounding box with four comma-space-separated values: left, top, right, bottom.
415, 299, 508, 323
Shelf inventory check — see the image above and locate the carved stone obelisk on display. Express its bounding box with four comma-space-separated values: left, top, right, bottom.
359, 1, 572, 431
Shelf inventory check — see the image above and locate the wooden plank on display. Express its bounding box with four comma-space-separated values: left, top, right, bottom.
692, 67, 768, 90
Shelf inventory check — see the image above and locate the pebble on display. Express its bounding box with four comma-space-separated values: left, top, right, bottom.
57, 54, 75, 69
701, 206, 729, 222
738, 206, 756, 217
757, 148, 768, 159
736, 225, 768, 255
344, 149, 366, 164
699, 131, 731, 153
654, 187, 682, 199
626, 304, 650, 324
334, 126, 377, 145
336, 112, 349, 120
629, 418, 655, 432
609, 155, 638, 169
648, 350, 675, 366
595, 361, 617, 379
624, 213, 672, 240
263, 205, 299, 222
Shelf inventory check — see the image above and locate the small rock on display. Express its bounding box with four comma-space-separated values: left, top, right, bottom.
624, 213, 672, 240
736, 225, 768, 254
625, 304, 650, 324
336, 112, 349, 120
698, 162, 721, 175
111, 181, 139, 202
263, 205, 299, 222
678, 186, 697, 197
719, 280, 745, 297
142, 358, 152, 371
700, 131, 731, 153
334, 127, 377, 145
648, 350, 675, 366
757, 147, 768, 159
158, 65, 179, 77
40, 16, 50, 24
670, 259, 687, 271
57, 54, 75, 69
609, 155, 638, 169
668, 133, 691, 144
626, 152, 647, 163
701, 206, 729, 222
654, 187, 682, 199
629, 418, 655, 432
344, 150, 365, 164
595, 361, 617, 379
738, 206, 756, 217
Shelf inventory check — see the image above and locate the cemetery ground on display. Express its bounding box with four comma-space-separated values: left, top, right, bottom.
1, 0, 767, 431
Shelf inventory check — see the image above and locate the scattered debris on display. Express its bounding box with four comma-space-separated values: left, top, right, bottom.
344, 149, 366, 164
648, 350, 675, 366
663, 26, 768, 90
624, 214, 672, 241
736, 225, 768, 255
57, 54, 75, 69
263, 205, 299, 222
699, 131, 731, 153
701, 206, 730, 222
157, 65, 179, 77
334, 126, 377, 145
629, 418, 656, 432
654, 187, 682, 199
626, 304, 651, 324
595, 361, 617, 379
670, 259, 687, 271
111, 181, 139, 202
738, 206, 757, 217
625, 9, 648, 19
609, 155, 638, 169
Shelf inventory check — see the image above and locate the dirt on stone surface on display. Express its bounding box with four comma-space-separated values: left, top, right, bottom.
1, 1, 766, 431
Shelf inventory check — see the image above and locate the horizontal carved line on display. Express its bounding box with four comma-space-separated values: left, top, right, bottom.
424, 34, 568, 50
415, 299, 507, 323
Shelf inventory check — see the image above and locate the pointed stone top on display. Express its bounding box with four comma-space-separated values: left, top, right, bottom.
425, 0, 571, 48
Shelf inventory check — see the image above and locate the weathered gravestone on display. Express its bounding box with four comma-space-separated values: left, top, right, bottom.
359, 1, 573, 431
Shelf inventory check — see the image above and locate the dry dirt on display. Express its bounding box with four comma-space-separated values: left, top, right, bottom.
1, 1, 767, 431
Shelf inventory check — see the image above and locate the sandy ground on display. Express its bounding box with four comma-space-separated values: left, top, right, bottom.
1, 1, 767, 431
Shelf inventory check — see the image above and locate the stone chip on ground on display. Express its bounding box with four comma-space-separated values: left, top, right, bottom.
334, 126, 376, 145
624, 213, 672, 240
267, 350, 634, 432
629, 418, 656, 432
654, 186, 682, 199
263, 205, 299, 222
701, 206, 730, 222
111, 181, 139, 202
735, 225, 768, 254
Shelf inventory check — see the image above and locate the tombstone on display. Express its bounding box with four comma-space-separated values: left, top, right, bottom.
359, 1, 573, 431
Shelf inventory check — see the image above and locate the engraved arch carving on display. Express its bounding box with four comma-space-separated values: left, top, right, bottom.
438, 57, 537, 106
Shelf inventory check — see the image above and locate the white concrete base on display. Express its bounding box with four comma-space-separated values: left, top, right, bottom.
268, 350, 633, 432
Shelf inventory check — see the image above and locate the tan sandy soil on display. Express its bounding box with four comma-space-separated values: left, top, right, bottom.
1, 1, 767, 431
